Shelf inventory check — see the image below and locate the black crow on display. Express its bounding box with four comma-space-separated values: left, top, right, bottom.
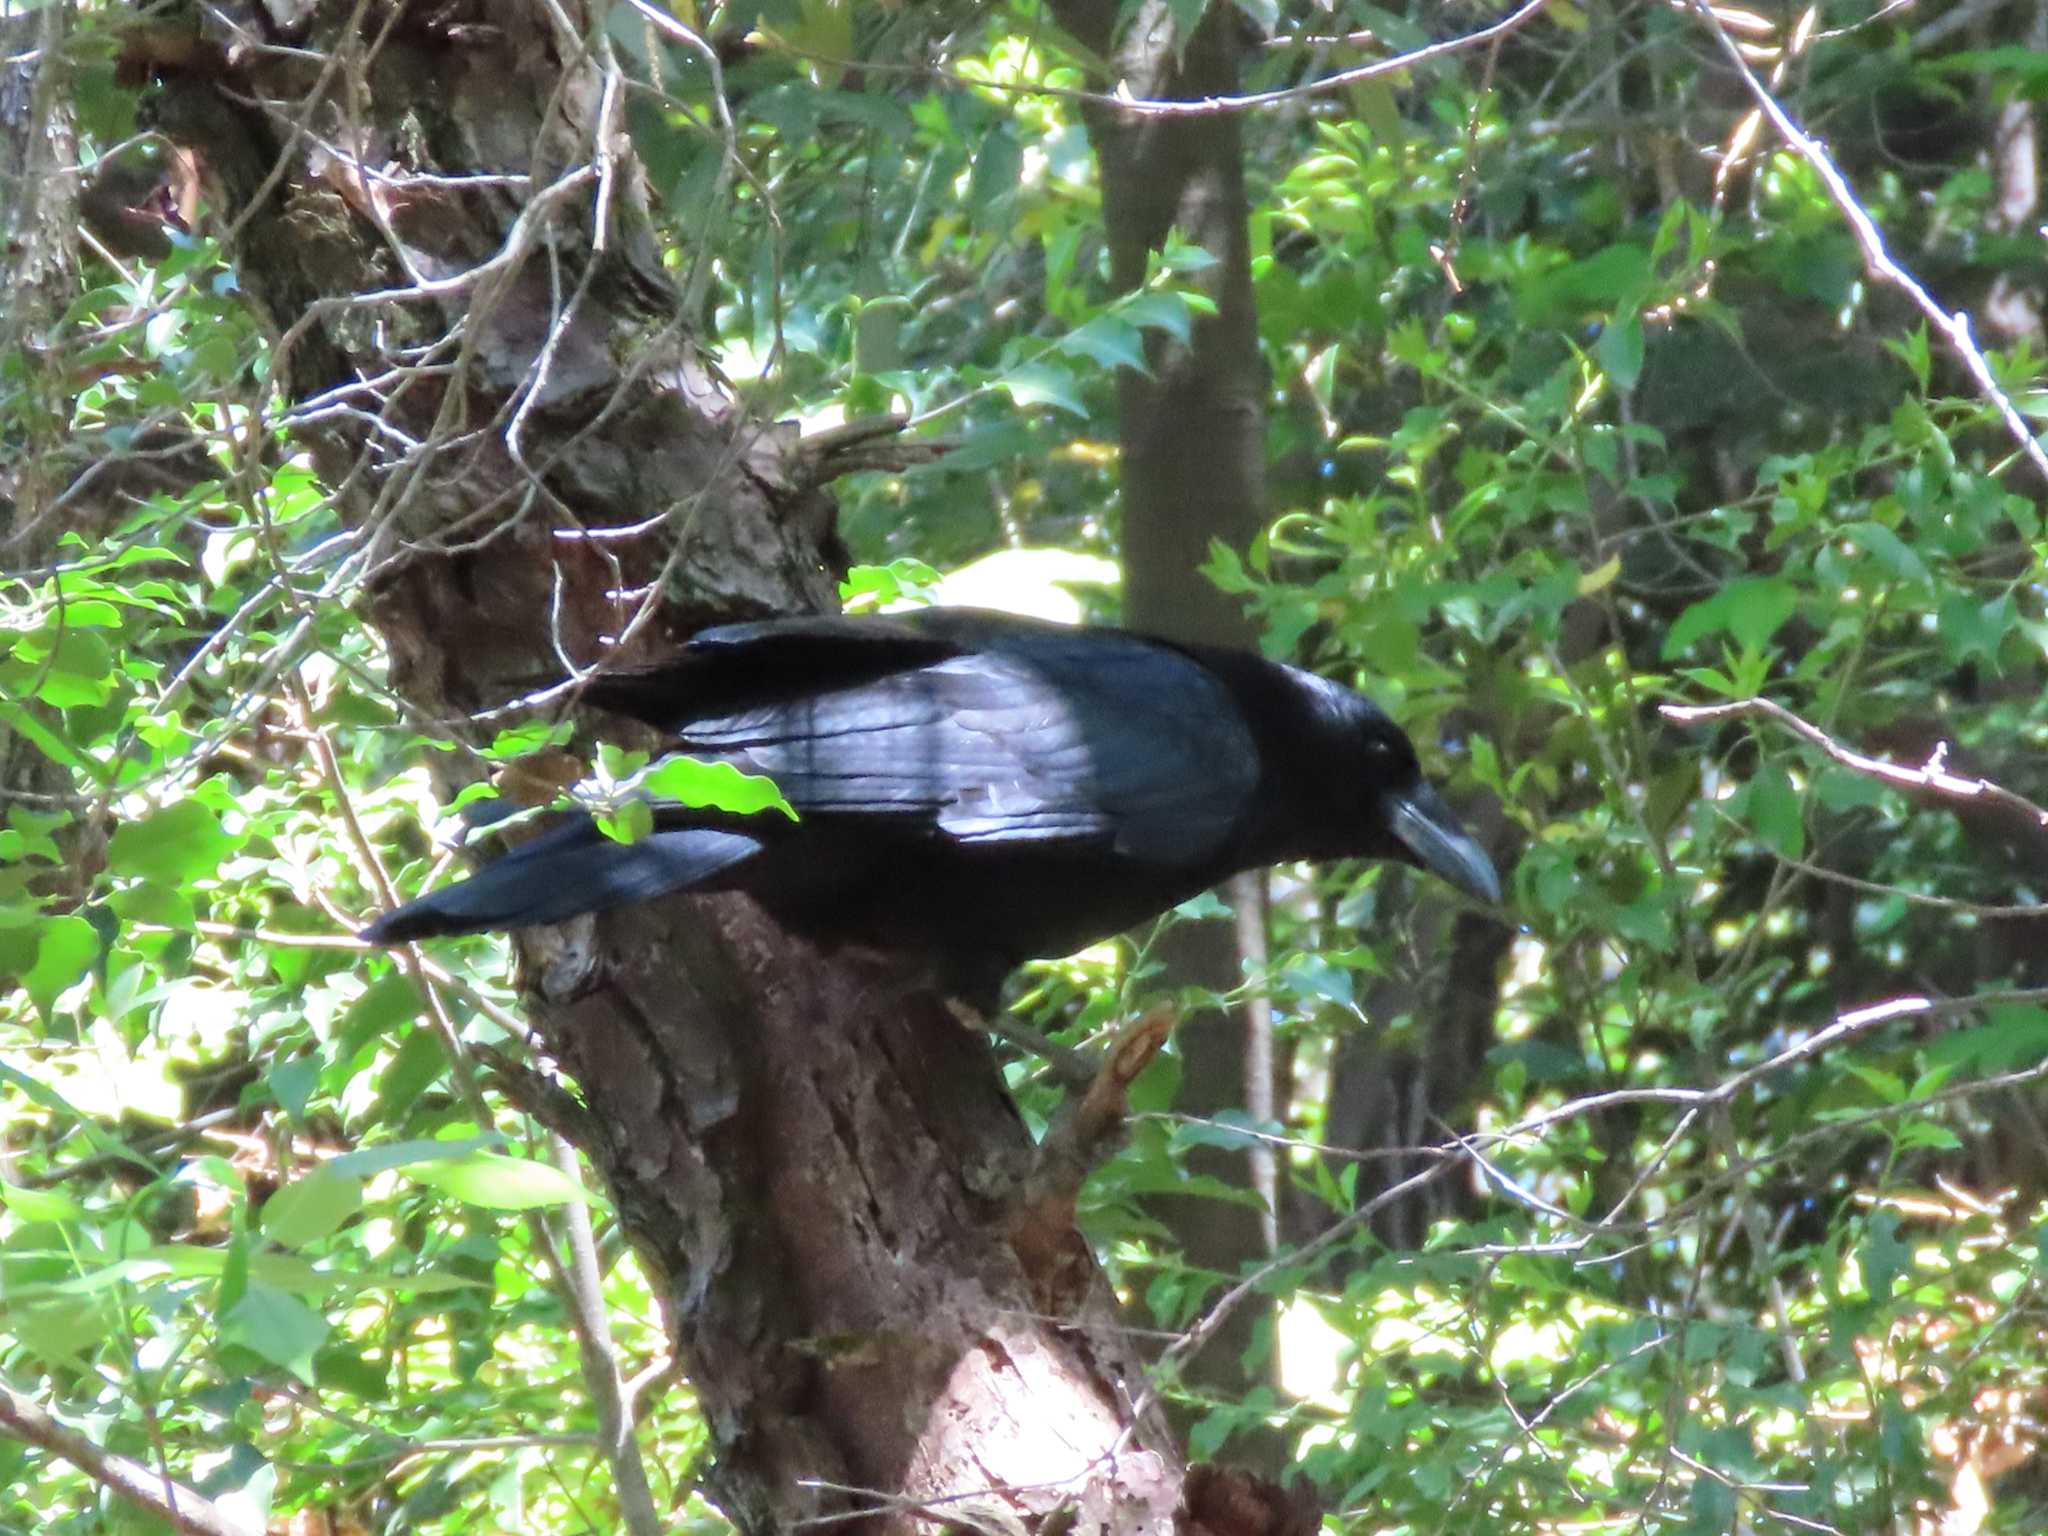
360, 609, 1500, 990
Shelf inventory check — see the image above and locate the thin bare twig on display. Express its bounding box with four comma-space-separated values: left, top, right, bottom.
1662, 695, 2048, 830
1690, 0, 2048, 488
541, 1136, 665, 1536
777, 0, 1556, 120
1765, 845, 2046, 919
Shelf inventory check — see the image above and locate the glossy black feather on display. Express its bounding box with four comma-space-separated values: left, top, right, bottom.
358, 821, 760, 943
362, 609, 1500, 978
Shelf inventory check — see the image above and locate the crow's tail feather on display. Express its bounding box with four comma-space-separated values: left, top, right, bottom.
360, 818, 761, 944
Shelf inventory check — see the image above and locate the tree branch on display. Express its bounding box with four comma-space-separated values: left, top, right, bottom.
769, 0, 1555, 120
1690, 0, 2048, 489
1007, 1008, 1176, 1304
0, 1387, 262, 1536
1661, 696, 2048, 832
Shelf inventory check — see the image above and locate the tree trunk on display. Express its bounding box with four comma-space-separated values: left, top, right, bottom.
121, 4, 1211, 1531
1041, 0, 1284, 1444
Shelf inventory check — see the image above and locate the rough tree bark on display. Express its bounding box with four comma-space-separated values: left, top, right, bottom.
84, 4, 1306, 1533
1, 3, 83, 844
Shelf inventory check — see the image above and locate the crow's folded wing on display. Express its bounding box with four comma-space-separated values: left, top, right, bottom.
359, 820, 761, 943
674, 626, 1263, 868
577, 613, 963, 731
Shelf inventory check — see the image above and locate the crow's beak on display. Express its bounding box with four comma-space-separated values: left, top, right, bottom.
1387, 782, 1502, 905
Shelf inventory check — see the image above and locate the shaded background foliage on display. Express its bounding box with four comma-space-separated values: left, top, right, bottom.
6, 0, 2048, 1532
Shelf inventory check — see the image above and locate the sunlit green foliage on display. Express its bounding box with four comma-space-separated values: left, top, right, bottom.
8, 0, 2048, 1532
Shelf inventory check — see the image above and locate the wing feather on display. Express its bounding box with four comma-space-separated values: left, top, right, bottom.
673, 626, 1260, 868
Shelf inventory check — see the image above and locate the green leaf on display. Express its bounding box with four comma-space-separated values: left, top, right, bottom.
638, 755, 797, 820
1929, 46, 2048, 82
1170, 1111, 1275, 1154
17, 631, 114, 707
1687, 1474, 1738, 1534
23, 916, 98, 1013
999, 363, 1087, 417
1578, 555, 1621, 595
1937, 593, 2013, 669
485, 720, 574, 758
220, 1217, 250, 1313
1675, 665, 1740, 696
107, 798, 240, 884
1595, 314, 1644, 390
1925, 1005, 2048, 1074
1122, 291, 1194, 345
595, 741, 647, 782
1841, 520, 1930, 588
1489, 1041, 1588, 1084
1814, 766, 1891, 812
408, 1152, 590, 1211
1861, 1209, 1908, 1302
7, 1300, 114, 1369
1201, 540, 1252, 594
1157, 238, 1217, 275
0, 1182, 85, 1224
1518, 244, 1653, 325
1279, 954, 1354, 1008
266, 1054, 321, 1123
1059, 316, 1148, 374
223, 1282, 329, 1385
1893, 1120, 1962, 1152
1651, 197, 1693, 263
1662, 578, 1795, 658
599, 797, 656, 844
0, 703, 108, 782
1884, 325, 1933, 394
26, 605, 124, 641
337, 973, 424, 1061
370, 1026, 449, 1124
1748, 762, 1804, 859
1843, 1063, 1905, 1103
326, 1135, 501, 1180
262, 1167, 363, 1249
1644, 762, 1701, 836
840, 558, 940, 609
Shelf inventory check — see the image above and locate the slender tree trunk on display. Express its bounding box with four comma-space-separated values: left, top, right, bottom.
1041, 0, 1285, 1446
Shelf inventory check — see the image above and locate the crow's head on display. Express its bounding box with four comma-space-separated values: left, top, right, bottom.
1309, 686, 1502, 905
